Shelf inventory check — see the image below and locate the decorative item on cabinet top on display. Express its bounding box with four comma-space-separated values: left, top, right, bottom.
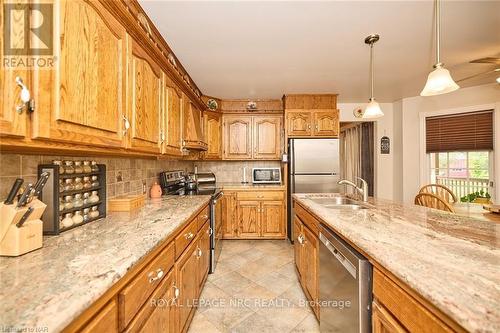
207, 99, 218, 111
38, 161, 106, 235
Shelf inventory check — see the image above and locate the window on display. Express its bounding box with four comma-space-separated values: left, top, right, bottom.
429, 151, 493, 201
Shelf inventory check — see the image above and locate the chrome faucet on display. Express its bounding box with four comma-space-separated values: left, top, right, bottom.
338, 177, 369, 202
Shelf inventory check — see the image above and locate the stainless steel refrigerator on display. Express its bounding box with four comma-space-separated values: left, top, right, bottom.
287, 138, 340, 241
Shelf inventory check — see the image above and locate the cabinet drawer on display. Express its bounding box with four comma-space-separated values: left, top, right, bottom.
124, 269, 175, 333
118, 242, 175, 330
373, 268, 453, 333
237, 191, 284, 201
294, 202, 319, 236
197, 205, 210, 231
175, 219, 198, 259
81, 299, 118, 333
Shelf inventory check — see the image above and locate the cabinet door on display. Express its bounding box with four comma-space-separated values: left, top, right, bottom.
293, 217, 304, 279
223, 115, 252, 160
287, 111, 311, 137
302, 225, 319, 314
198, 222, 210, 289
261, 201, 285, 237
0, 0, 28, 139
139, 271, 175, 333
372, 301, 407, 333
176, 243, 199, 333
31, 0, 126, 147
222, 192, 237, 238
203, 111, 222, 159
128, 38, 161, 154
253, 116, 282, 160
237, 200, 260, 238
163, 79, 182, 156
312, 110, 339, 137
183, 97, 205, 149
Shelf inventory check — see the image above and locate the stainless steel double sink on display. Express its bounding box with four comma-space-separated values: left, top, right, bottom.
309, 196, 369, 210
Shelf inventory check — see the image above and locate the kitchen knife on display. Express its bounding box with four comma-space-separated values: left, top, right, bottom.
4, 178, 23, 205
16, 206, 34, 228
16, 183, 33, 208
32, 172, 50, 198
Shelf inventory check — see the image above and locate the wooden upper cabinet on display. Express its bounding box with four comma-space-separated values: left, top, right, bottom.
313, 110, 339, 137
287, 112, 312, 137
163, 78, 183, 156
203, 111, 222, 159
128, 38, 162, 154
253, 116, 282, 160
31, 0, 127, 147
261, 201, 285, 237
183, 96, 206, 150
223, 115, 253, 160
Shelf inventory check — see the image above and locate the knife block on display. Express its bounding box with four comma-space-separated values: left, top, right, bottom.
0, 199, 46, 256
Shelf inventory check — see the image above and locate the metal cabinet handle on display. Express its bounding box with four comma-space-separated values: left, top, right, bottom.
173, 285, 180, 300
208, 227, 213, 236
297, 234, 304, 245
148, 268, 164, 283
307, 125, 311, 129
202, 214, 208, 219
15, 76, 31, 114
315, 125, 319, 130
123, 116, 130, 134
185, 232, 194, 240
196, 247, 202, 258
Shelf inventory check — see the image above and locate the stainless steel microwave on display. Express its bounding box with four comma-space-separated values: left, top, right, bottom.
252, 168, 281, 184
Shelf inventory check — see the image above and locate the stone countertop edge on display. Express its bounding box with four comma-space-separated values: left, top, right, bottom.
292, 193, 500, 333
0, 195, 211, 333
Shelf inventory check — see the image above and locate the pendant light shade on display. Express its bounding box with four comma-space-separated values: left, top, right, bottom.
421, 63, 460, 96
363, 98, 384, 118
420, 0, 459, 96
362, 34, 383, 119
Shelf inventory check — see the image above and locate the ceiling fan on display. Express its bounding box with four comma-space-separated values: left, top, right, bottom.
456, 57, 500, 83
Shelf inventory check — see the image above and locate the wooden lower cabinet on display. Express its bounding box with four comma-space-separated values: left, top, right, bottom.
81, 299, 118, 333
372, 300, 407, 333
293, 214, 319, 319
176, 239, 200, 333
238, 200, 261, 238
222, 192, 238, 238
65, 205, 210, 333
261, 200, 286, 237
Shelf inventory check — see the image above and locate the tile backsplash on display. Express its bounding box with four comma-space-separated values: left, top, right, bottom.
0, 154, 194, 200
194, 161, 283, 183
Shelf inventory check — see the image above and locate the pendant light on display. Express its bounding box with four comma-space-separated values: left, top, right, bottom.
420, 0, 459, 96
363, 34, 384, 119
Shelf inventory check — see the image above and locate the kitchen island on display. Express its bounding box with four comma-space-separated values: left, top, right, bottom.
0, 195, 211, 332
293, 193, 499, 333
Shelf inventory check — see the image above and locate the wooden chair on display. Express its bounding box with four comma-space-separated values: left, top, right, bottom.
414, 193, 455, 213
419, 184, 457, 204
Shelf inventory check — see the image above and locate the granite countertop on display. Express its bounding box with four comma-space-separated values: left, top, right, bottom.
0, 195, 211, 333
218, 182, 285, 189
293, 193, 500, 333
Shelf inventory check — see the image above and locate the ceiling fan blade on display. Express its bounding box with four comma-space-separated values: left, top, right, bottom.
470, 57, 500, 65
456, 69, 499, 83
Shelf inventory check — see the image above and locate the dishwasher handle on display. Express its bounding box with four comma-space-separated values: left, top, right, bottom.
320, 233, 357, 279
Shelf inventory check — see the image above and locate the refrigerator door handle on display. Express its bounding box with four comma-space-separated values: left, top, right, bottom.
289, 139, 295, 174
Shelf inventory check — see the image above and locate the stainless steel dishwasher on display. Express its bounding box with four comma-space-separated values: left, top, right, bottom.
319, 225, 372, 333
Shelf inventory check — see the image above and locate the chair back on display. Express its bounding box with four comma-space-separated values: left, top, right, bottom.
414, 193, 455, 213
419, 184, 457, 203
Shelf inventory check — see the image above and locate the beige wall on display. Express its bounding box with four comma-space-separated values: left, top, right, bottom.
338, 102, 396, 200
194, 160, 282, 183
0, 154, 194, 201
397, 83, 500, 203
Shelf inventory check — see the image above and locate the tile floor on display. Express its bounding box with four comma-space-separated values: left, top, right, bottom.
188, 240, 320, 333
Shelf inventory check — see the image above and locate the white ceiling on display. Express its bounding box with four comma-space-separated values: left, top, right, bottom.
139, 0, 500, 102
